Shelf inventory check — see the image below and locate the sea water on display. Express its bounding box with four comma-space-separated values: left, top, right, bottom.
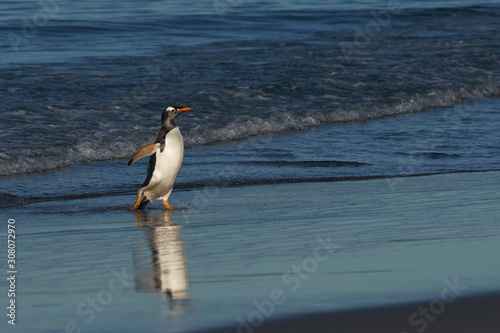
1, 0, 499, 183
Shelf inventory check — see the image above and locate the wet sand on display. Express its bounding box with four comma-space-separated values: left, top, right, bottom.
2, 170, 500, 333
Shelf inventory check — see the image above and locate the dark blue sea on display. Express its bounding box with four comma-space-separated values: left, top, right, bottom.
1, 1, 500, 333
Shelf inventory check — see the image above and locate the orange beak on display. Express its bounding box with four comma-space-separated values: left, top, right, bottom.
177, 106, 192, 113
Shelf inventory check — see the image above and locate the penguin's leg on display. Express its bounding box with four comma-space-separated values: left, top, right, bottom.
162, 200, 183, 210
132, 191, 143, 211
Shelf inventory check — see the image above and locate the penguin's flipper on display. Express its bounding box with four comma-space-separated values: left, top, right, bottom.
128, 143, 159, 165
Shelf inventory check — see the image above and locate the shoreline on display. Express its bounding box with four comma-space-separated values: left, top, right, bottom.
3, 167, 500, 209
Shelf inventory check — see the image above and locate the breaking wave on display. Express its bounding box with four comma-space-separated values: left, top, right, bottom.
1, 82, 499, 176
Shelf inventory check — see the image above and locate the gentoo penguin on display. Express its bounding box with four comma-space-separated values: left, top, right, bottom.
128, 106, 191, 210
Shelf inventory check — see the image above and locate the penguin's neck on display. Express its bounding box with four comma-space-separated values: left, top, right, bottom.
162, 118, 177, 134
155, 119, 178, 147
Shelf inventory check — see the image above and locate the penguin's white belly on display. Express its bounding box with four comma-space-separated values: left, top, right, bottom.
141, 127, 184, 202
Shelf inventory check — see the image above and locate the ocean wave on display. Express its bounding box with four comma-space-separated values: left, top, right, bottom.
1, 82, 498, 177
183, 82, 500, 146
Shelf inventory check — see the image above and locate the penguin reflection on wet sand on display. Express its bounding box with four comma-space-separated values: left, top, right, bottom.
128, 106, 191, 210
134, 211, 189, 304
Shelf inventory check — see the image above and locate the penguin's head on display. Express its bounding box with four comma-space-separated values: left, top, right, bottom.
164, 106, 192, 115
161, 106, 191, 125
